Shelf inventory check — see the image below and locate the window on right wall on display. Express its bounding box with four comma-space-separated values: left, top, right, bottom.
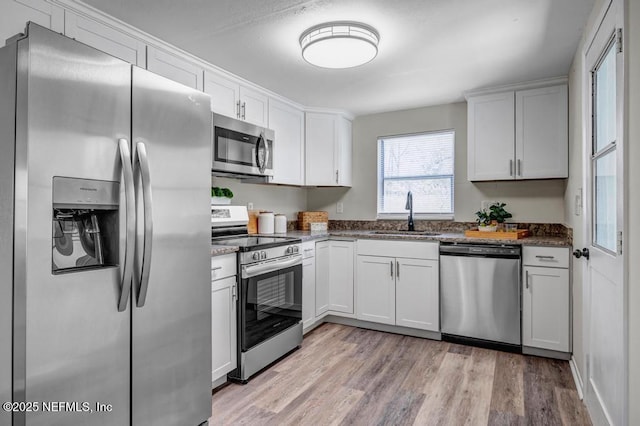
377, 130, 455, 219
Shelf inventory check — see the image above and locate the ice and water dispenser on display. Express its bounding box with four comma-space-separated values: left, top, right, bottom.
52, 177, 119, 273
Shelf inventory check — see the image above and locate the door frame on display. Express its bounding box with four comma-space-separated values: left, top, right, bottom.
580, 0, 629, 424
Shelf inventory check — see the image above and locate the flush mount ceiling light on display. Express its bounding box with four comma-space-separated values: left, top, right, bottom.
299, 21, 379, 69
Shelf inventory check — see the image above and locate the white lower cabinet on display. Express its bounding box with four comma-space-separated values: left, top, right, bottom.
211, 254, 237, 386
301, 241, 316, 331
328, 240, 354, 313
356, 240, 439, 332
395, 258, 439, 330
356, 256, 395, 325
522, 247, 570, 353
315, 241, 330, 316
315, 239, 354, 317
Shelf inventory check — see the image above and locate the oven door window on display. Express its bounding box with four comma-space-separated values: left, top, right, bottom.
241, 264, 302, 351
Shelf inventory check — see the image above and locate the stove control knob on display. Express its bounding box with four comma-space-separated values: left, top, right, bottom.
261, 251, 267, 259
252, 252, 260, 261
286, 247, 292, 254
293, 246, 299, 253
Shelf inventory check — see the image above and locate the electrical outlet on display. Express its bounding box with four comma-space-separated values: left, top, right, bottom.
336, 202, 344, 214
247, 202, 254, 210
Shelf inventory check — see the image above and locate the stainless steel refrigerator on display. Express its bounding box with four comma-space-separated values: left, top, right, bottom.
0, 23, 212, 426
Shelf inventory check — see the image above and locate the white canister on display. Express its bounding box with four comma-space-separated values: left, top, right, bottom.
258, 211, 274, 234
274, 214, 287, 234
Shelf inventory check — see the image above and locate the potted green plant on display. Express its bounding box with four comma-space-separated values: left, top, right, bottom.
475, 202, 513, 232
474, 209, 496, 232
488, 202, 513, 229
211, 187, 234, 205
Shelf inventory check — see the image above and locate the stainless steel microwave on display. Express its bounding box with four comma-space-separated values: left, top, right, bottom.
211, 113, 274, 178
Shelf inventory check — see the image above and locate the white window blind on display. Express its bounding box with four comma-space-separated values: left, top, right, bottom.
377, 130, 455, 217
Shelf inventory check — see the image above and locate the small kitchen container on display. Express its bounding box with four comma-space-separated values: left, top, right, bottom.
258, 212, 274, 234
274, 214, 287, 234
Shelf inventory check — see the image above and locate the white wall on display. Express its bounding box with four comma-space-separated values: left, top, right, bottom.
308, 102, 567, 223
211, 177, 307, 220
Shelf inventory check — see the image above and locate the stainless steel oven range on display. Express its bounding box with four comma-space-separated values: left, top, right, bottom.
211, 206, 302, 383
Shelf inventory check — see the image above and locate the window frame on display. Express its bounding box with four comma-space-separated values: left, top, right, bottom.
376, 129, 455, 220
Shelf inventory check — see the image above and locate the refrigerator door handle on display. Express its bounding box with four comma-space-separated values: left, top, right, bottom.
118, 138, 135, 312
135, 142, 154, 307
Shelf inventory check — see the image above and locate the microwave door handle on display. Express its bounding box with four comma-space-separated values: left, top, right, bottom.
256, 134, 267, 174
135, 142, 154, 308
118, 138, 135, 312
242, 255, 302, 279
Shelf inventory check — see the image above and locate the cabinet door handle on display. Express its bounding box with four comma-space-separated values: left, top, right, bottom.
396, 260, 400, 278
525, 270, 529, 289
390, 261, 394, 277
241, 102, 246, 120
517, 159, 522, 177
232, 283, 237, 302
236, 100, 241, 118
335, 170, 339, 184
509, 159, 514, 177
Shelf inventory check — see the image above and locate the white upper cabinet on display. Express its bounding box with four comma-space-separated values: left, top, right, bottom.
147, 46, 203, 90
305, 112, 352, 187
203, 70, 268, 127
515, 85, 568, 179
65, 12, 146, 67
240, 86, 268, 127
268, 99, 305, 186
467, 80, 568, 181
467, 92, 515, 180
1, 0, 64, 42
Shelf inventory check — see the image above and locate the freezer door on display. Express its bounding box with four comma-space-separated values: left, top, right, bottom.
13, 24, 132, 425
0, 40, 17, 426
440, 255, 521, 345
131, 67, 212, 426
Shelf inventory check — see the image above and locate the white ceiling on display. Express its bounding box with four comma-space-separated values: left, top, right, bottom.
83, 0, 595, 116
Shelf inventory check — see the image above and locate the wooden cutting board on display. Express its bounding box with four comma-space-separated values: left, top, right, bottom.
464, 229, 530, 239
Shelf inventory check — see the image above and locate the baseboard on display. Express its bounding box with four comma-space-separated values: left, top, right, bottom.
569, 356, 584, 400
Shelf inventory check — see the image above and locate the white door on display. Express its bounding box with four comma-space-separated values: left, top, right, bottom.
582, 1, 626, 424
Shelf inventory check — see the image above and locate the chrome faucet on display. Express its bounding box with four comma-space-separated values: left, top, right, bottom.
405, 191, 415, 231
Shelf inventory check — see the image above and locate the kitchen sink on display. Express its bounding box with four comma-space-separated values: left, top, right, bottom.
370, 230, 440, 236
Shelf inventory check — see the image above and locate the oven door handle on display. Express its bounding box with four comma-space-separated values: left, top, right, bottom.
242, 255, 302, 279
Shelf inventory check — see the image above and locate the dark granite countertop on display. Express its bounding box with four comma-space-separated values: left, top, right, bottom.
283, 230, 570, 247
328, 230, 570, 247
211, 228, 570, 257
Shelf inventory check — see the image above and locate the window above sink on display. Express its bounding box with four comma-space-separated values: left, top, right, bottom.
376, 130, 455, 220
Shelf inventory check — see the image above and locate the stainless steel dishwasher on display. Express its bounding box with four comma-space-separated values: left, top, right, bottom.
440, 243, 521, 351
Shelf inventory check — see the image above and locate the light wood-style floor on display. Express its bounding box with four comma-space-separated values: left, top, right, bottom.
209, 323, 591, 425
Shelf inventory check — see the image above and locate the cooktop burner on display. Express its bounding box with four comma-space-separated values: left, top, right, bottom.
211, 235, 301, 252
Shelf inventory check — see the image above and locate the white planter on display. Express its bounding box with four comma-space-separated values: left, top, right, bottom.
478, 225, 497, 232
211, 197, 232, 205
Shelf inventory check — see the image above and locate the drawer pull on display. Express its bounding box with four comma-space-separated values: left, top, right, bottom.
535, 255, 555, 260
212, 266, 223, 271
